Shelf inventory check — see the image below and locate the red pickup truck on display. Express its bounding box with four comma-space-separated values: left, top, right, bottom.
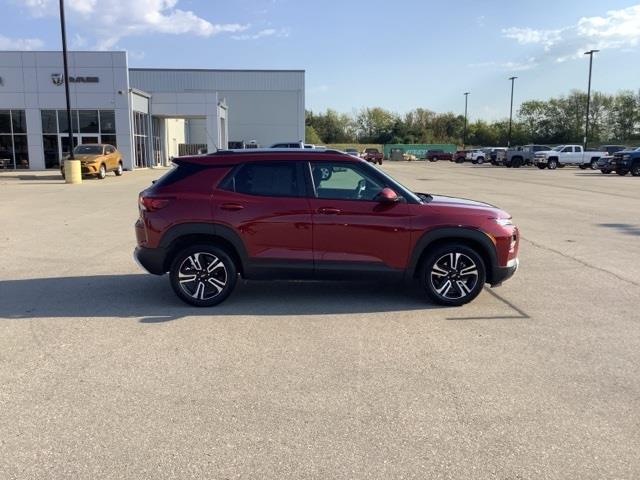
362, 148, 383, 165
426, 149, 453, 162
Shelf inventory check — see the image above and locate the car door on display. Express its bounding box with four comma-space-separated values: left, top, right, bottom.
307, 160, 412, 276
213, 160, 313, 278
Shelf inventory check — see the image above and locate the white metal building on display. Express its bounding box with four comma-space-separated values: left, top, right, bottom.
0, 50, 305, 170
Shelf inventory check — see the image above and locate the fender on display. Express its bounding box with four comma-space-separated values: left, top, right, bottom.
158, 222, 249, 271
406, 227, 498, 279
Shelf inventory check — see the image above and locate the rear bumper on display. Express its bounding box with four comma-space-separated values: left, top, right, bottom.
134, 246, 167, 275
491, 258, 519, 287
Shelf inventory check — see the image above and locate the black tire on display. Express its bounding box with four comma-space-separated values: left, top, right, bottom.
169, 244, 237, 307
631, 163, 640, 177
97, 163, 107, 179
590, 159, 598, 170
537, 164, 546, 170
476, 157, 485, 165
617, 170, 628, 176
114, 161, 123, 176
419, 243, 486, 306
579, 165, 587, 170
547, 159, 558, 170
601, 170, 611, 174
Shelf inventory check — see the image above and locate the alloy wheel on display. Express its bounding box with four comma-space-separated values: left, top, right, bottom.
430, 252, 479, 301
177, 252, 228, 301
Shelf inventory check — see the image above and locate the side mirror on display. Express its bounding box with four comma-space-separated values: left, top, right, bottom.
375, 187, 400, 203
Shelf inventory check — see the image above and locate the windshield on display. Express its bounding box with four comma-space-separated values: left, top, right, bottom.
74, 145, 102, 155
552, 146, 564, 151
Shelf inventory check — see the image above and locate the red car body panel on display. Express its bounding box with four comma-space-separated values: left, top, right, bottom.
309, 198, 412, 268
213, 190, 313, 261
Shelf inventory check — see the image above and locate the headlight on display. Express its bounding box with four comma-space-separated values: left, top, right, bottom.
623, 155, 630, 160
494, 218, 513, 226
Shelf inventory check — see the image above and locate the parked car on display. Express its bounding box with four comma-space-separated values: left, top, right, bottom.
498, 145, 552, 168
612, 147, 640, 176
598, 145, 627, 156
362, 148, 383, 165
344, 147, 360, 157
425, 149, 453, 162
533, 145, 602, 170
466, 149, 487, 164
597, 155, 616, 174
452, 149, 470, 163
487, 147, 507, 165
134, 149, 520, 307
60, 144, 123, 180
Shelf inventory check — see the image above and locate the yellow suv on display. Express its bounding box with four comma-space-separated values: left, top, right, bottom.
61, 144, 124, 180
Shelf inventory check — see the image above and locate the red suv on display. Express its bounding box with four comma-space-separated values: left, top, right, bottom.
135, 149, 519, 307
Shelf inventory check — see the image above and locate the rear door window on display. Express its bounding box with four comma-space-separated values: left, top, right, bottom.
222, 162, 304, 198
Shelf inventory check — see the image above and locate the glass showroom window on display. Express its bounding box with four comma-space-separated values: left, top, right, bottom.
133, 111, 150, 168
0, 110, 29, 169
41, 109, 117, 168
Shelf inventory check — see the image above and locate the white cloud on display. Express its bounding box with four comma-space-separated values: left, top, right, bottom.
502, 27, 564, 50
16, 0, 250, 49
469, 57, 538, 72
502, 4, 640, 61
232, 27, 289, 41
0, 34, 43, 50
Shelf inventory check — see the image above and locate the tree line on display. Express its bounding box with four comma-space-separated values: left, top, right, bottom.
305, 90, 640, 147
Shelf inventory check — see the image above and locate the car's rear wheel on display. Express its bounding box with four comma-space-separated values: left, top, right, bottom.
169, 245, 237, 307
114, 161, 123, 176
420, 244, 486, 306
97, 164, 107, 179
579, 164, 587, 170
590, 159, 598, 170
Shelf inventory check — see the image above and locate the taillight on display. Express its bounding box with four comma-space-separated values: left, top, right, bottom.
139, 194, 170, 212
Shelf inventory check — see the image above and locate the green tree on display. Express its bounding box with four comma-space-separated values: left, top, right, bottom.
305, 125, 322, 144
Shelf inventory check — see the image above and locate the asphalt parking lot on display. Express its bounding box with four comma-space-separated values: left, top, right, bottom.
1, 162, 639, 479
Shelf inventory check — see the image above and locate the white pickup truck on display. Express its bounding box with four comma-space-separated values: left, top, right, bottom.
533, 145, 602, 170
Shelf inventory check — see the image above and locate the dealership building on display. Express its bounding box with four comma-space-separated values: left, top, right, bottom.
0, 51, 305, 170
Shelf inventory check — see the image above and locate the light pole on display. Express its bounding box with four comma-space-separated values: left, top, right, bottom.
463, 92, 470, 149
508, 77, 517, 148
583, 49, 599, 151
59, 0, 82, 183
59, 0, 74, 161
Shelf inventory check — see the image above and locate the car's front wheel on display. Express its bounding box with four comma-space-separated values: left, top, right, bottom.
420, 244, 486, 306
169, 245, 237, 307
97, 164, 107, 179
631, 163, 640, 177
547, 159, 558, 170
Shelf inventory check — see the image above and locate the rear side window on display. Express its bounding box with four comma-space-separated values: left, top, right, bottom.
221, 162, 303, 197
153, 163, 207, 188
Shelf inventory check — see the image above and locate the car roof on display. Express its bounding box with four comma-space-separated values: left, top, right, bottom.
174, 148, 361, 166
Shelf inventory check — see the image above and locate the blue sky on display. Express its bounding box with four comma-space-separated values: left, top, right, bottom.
3, 0, 640, 120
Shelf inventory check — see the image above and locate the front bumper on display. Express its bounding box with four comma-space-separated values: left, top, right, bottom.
134, 246, 168, 275
491, 258, 519, 287
534, 157, 548, 165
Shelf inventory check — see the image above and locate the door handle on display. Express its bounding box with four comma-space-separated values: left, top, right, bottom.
221, 203, 244, 211
318, 207, 341, 215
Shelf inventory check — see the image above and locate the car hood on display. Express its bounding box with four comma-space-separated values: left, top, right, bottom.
74, 154, 101, 162
416, 193, 509, 218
